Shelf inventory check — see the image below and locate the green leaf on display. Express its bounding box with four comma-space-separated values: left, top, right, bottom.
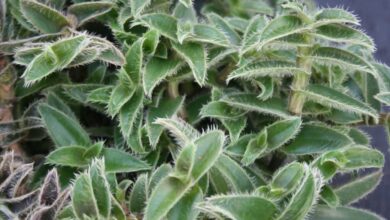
88, 159, 111, 218
320, 185, 340, 207
83, 142, 104, 159
71, 159, 112, 219
315, 8, 360, 26
128, 174, 148, 213
314, 24, 375, 51
46, 146, 88, 167
20, 0, 70, 33
242, 129, 267, 166
207, 13, 240, 46
143, 57, 182, 96
143, 29, 161, 55
87, 86, 113, 105
266, 117, 302, 150
92, 37, 125, 66
131, 0, 151, 17
228, 60, 306, 82
374, 63, 390, 92
119, 88, 144, 138
144, 130, 224, 220
283, 124, 352, 155
241, 15, 267, 54
167, 185, 202, 220
22, 35, 88, 85
299, 84, 379, 122
200, 101, 246, 119
144, 176, 188, 220
375, 92, 390, 105
108, 82, 135, 116
68, 1, 114, 26
125, 38, 144, 84
141, 13, 177, 41
190, 130, 225, 180
154, 117, 200, 147
310, 205, 385, 220
189, 24, 230, 47
221, 117, 247, 143
146, 97, 184, 147
275, 166, 323, 220
0, 33, 61, 55
221, 93, 290, 119
342, 146, 384, 169
308, 47, 377, 77
258, 15, 306, 49
199, 195, 277, 220
335, 171, 383, 205
47, 91, 77, 120
71, 173, 99, 218
38, 104, 91, 147
214, 154, 254, 192
62, 84, 101, 104
102, 148, 150, 173
268, 162, 305, 198
255, 77, 274, 100
172, 42, 207, 86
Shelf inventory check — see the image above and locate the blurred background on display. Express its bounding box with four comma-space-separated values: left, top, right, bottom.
196, 0, 390, 218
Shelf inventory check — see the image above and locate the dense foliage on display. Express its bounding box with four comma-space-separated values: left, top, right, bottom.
0, 0, 388, 219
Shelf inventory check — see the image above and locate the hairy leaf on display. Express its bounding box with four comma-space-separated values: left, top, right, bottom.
20, 0, 70, 33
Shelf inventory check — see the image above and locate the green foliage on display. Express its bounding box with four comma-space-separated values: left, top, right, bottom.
0, 0, 388, 219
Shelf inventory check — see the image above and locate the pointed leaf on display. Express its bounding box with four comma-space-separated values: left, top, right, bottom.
68, 1, 114, 26
102, 148, 150, 173
38, 104, 91, 147
22, 35, 88, 85
214, 154, 254, 192
276, 166, 323, 220
143, 57, 182, 96
310, 205, 385, 220
258, 15, 306, 49
314, 24, 375, 51
283, 124, 352, 155
221, 93, 290, 118
309, 47, 377, 77
242, 129, 267, 166
128, 174, 148, 213
144, 130, 224, 220
20, 0, 70, 33
207, 13, 240, 45
228, 60, 305, 81
119, 88, 144, 138
46, 146, 88, 167
167, 185, 202, 220
266, 117, 302, 150
125, 38, 144, 84
199, 195, 277, 220
141, 13, 177, 41
200, 101, 246, 119
300, 84, 379, 122
172, 42, 207, 86
315, 8, 360, 26
335, 171, 383, 205
146, 97, 184, 147
131, 0, 151, 17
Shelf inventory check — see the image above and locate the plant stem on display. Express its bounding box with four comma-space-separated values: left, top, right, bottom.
288, 47, 312, 115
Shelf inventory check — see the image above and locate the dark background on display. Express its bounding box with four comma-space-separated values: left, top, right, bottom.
195, 0, 390, 218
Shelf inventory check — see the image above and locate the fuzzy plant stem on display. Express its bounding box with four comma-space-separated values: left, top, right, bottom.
289, 47, 312, 115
